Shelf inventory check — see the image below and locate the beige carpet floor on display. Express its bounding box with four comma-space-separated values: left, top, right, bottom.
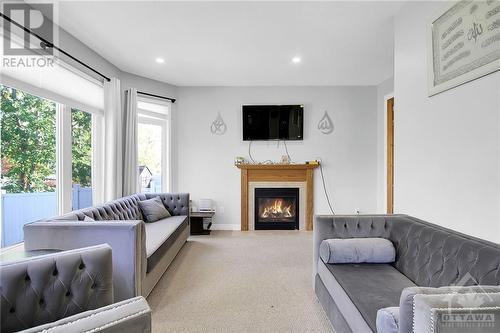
147, 230, 334, 332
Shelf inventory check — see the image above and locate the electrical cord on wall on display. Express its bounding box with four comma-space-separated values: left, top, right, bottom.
283, 140, 292, 162
318, 159, 336, 215
249, 140, 293, 164
248, 141, 272, 164
248, 140, 255, 163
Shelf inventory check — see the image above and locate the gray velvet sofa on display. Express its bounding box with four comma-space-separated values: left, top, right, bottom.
313, 214, 500, 333
23, 193, 190, 301
0, 244, 151, 333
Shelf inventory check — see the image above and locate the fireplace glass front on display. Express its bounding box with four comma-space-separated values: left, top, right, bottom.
254, 188, 299, 230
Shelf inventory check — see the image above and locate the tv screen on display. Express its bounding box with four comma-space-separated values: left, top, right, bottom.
242, 105, 303, 141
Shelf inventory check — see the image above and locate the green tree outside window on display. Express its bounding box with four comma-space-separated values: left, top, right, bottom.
1, 85, 92, 193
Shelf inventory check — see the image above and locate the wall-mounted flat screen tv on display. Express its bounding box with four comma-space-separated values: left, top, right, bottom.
242, 105, 304, 141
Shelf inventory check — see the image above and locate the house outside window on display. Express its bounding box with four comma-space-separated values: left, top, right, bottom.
137, 97, 171, 193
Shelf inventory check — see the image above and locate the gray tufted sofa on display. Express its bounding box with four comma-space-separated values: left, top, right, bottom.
0, 244, 151, 333
313, 214, 500, 333
23, 193, 190, 301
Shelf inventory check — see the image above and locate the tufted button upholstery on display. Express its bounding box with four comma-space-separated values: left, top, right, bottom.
144, 193, 190, 217
315, 215, 500, 287
0, 245, 113, 333
47, 193, 190, 222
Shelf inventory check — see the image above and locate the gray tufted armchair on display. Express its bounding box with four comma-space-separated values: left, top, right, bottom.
0, 244, 152, 333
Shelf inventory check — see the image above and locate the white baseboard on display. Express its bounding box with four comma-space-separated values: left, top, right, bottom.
210, 224, 241, 231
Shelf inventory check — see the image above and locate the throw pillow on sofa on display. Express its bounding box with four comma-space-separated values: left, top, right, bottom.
138, 196, 171, 223
319, 238, 395, 264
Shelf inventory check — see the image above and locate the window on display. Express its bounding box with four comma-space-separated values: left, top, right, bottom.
137, 97, 170, 193
71, 109, 93, 210
0, 86, 98, 248
1, 86, 57, 247
0, 50, 104, 247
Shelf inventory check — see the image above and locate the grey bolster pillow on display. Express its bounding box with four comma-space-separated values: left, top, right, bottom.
319, 238, 395, 264
376, 307, 400, 333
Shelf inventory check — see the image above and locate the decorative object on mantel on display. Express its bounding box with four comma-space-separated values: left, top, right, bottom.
235, 156, 247, 164
317, 111, 334, 134
280, 155, 291, 164
428, 0, 500, 96
210, 112, 227, 135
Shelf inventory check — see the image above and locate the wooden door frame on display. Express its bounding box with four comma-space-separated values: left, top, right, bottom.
386, 97, 394, 214
381, 93, 394, 214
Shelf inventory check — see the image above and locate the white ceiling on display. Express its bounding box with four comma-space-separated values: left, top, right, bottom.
58, 1, 403, 86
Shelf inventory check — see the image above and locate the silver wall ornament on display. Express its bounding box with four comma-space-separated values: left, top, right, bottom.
210, 112, 227, 135
317, 111, 334, 134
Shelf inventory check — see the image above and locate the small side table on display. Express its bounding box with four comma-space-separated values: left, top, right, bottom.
190, 211, 215, 235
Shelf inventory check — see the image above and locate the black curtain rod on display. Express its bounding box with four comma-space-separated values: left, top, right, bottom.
137, 91, 176, 103
1, 12, 177, 103
0, 12, 111, 82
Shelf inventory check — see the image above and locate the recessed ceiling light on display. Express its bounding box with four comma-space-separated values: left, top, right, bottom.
292, 56, 301, 64
155, 57, 165, 64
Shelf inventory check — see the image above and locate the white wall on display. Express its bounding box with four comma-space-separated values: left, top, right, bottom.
176, 86, 378, 228
58, 26, 121, 79
376, 77, 394, 213
394, 1, 500, 243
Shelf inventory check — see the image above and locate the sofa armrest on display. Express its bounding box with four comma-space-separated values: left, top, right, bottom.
0, 244, 113, 333
20, 296, 151, 333
414, 290, 500, 333
24, 221, 146, 301
400, 286, 500, 333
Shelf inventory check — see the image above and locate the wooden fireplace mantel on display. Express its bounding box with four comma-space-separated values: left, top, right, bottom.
236, 163, 319, 231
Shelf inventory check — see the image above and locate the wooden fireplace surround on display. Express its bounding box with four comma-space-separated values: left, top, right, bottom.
236, 164, 319, 231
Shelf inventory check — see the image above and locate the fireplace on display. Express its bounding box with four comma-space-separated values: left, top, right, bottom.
254, 188, 299, 230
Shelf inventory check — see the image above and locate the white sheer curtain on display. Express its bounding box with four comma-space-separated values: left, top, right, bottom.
122, 88, 139, 196
95, 77, 123, 203
91, 112, 105, 205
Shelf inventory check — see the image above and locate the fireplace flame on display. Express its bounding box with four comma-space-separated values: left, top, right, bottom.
261, 199, 293, 219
